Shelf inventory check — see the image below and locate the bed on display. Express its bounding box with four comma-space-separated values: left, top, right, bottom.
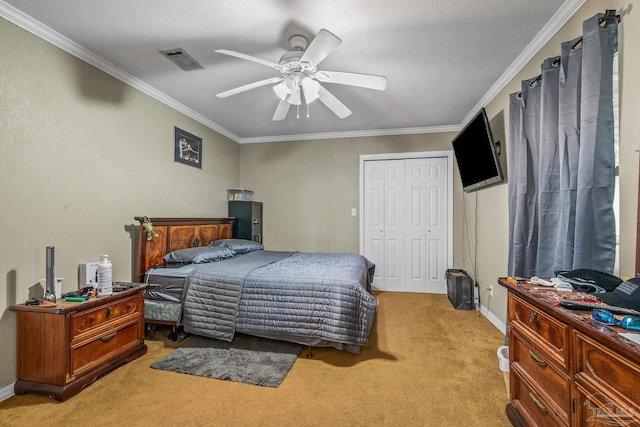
134, 217, 378, 353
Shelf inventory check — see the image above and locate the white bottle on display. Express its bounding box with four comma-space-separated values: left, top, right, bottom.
54, 278, 63, 299
97, 254, 113, 297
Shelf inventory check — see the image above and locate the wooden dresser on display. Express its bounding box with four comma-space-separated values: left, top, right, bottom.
10, 284, 147, 401
498, 278, 640, 426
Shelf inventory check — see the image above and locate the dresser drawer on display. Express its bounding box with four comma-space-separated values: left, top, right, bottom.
71, 295, 141, 339
574, 332, 640, 415
70, 321, 142, 378
511, 330, 570, 420
511, 366, 567, 427
574, 381, 640, 427
509, 295, 570, 369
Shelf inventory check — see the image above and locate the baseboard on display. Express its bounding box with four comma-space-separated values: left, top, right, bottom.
480, 305, 507, 335
0, 382, 15, 402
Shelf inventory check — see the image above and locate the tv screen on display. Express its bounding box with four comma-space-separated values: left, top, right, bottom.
452, 108, 503, 192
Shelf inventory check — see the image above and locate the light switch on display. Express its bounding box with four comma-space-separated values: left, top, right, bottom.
351, 208, 357, 216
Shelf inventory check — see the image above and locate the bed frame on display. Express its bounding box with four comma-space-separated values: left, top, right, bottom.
134, 216, 235, 282
134, 217, 235, 336
133, 217, 368, 356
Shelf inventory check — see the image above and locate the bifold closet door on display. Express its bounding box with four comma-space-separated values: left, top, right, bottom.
364, 160, 405, 291
364, 157, 448, 293
404, 158, 448, 293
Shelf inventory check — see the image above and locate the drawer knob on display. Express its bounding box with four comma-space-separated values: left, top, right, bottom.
528, 350, 548, 368
529, 311, 538, 323
529, 392, 548, 415
107, 306, 114, 317
101, 331, 117, 343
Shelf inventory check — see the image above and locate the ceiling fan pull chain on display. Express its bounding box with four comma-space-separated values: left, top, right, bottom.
307, 103, 310, 118
296, 104, 300, 119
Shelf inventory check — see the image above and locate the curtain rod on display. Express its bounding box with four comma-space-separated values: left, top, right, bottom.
601, 9, 621, 26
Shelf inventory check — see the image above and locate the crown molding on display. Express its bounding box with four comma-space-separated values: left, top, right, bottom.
238, 125, 461, 144
2, 0, 585, 144
0, 1, 240, 143
461, 0, 587, 127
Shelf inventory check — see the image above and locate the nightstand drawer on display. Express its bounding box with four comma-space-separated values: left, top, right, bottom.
71, 295, 141, 338
509, 295, 570, 369
574, 332, 640, 414
71, 321, 141, 378
511, 330, 570, 419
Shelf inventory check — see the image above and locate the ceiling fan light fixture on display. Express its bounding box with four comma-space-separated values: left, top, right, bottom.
273, 81, 289, 100
285, 76, 299, 91
287, 89, 302, 106
301, 78, 320, 103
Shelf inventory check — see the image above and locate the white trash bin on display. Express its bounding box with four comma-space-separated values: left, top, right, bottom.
497, 346, 509, 372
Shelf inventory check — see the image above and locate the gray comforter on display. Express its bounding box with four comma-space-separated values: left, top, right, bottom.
181, 250, 378, 350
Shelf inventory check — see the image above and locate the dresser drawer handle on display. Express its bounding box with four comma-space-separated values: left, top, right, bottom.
529, 392, 548, 415
529, 311, 538, 323
528, 350, 547, 368
107, 306, 114, 317
101, 332, 117, 343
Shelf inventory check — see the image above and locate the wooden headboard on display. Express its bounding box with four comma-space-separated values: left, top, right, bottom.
134, 217, 235, 282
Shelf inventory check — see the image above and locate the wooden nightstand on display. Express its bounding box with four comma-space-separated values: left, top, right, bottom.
10, 283, 148, 401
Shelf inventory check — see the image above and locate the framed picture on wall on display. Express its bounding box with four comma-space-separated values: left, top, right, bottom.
174, 127, 202, 169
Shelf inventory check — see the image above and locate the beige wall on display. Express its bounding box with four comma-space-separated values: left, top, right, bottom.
0, 18, 239, 386
240, 0, 640, 332
239, 133, 464, 264
2, 0, 637, 392
468, 0, 640, 326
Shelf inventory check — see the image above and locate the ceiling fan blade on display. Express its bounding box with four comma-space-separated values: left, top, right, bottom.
216, 77, 283, 98
300, 29, 341, 68
215, 49, 281, 70
272, 99, 291, 121
316, 71, 387, 91
317, 85, 352, 119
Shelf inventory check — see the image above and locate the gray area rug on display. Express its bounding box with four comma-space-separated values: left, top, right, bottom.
151, 334, 304, 387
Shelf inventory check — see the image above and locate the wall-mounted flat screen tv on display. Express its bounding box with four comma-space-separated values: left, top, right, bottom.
452, 108, 504, 192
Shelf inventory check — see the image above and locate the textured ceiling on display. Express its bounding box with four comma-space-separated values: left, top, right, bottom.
2, 0, 575, 142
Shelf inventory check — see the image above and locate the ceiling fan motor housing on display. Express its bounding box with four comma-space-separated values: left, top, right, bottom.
279, 51, 316, 76
289, 35, 308, 51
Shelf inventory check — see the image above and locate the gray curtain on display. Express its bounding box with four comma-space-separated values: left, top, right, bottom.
508, 12, 618, 277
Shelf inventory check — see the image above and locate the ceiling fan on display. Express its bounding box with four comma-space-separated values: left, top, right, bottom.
215, 29, 387, 121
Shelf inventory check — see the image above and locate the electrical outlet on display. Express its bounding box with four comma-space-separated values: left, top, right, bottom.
489, 285, 494, 297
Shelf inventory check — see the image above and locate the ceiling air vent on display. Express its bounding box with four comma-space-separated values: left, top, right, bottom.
159, 48, 204, 71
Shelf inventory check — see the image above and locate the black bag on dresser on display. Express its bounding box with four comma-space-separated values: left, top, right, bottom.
445, 269, 474, 310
